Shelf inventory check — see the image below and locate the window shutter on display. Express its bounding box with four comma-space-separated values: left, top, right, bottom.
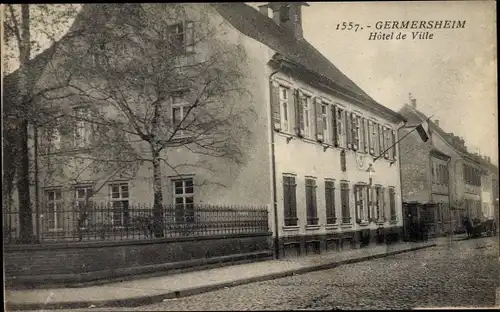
378, 124, 384, 158
270, 82, 281, 131
391, 130, 397, 160
368, 120, 374, 155
185, 21, 194, 53
363, 118, 369, 153
315, 98, 324, 142
384, 127, 390, 159
380, 187, 385, 221
331, 106, 338, 146
359, 117, 365, 153
351, 113, 358, 151
354, 186, 359, 223
295, 90, 303, 136
345, 111, 352, 149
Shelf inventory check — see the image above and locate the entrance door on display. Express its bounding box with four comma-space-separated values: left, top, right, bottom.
403, 204, 418, 241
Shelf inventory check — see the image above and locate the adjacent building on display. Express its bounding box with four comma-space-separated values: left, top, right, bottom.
5, 3, 407, 257
399, 98, 498, 237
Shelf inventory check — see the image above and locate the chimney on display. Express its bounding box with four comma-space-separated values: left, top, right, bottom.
258, 4, 270, 17
410, 98, 417, 108
434, 119, 439, 127
269, 2, 309, 40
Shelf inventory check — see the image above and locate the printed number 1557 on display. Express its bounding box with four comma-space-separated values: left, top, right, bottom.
336, 22, 362, 32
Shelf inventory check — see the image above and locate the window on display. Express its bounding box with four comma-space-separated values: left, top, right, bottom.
283, 175, 298, 226
369, 120, 375, 155
352, 114, 360, 151
109, 182, 130, 227
44, 127, 61, 151
172, 92, 190, 137
354, 184, 368, 223
389, 187, 396, 221
168, 21, 194, 55
325, 180, 336, 224
74, 108, 92, 148
45, 189, 63, 231
305, 178, 318, 225
321, 104, 329, 143
279, 86, 291, 132
378, 124, 385, 157
358, 116, 365, 153
301, 94, 311, 138
173, 178, 194, 223
340, 182, 351, 224
371, 121, 379, 156
92, 39, 107, 68
334, 106, 345, 147
75, 186, 94, 229
384, 127, 391, 159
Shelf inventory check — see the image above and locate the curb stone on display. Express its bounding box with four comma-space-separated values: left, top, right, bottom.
5, 243, 436, 311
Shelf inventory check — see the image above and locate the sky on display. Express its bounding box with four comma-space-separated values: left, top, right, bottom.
273, 1, 497, 164
4, 2, 498, 164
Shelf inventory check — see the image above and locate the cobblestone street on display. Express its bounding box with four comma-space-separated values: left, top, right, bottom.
46, 236, 499, 311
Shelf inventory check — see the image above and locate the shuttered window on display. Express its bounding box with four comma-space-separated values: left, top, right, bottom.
340, 182, 351, 224
325, 180, 336, 224
283, 176, 298, 226
306, 178, 318, 225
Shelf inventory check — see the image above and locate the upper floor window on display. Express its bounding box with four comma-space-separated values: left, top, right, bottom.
73, 108, 92, 148
301, 94, 311, 138
279, 86, 291, 132
321, 103, 329, 143
352, 114, 361, 151
334, 106, 345, 148
168, 21, 194, 55
171, 91, 191, 138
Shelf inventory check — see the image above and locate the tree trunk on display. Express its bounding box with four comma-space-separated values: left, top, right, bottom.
18, 4, 34, 243
152, 149, 164, 238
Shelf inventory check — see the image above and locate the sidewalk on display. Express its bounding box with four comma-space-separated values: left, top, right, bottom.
5, 240, 437, 311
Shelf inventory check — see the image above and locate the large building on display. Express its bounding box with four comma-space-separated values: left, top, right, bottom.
4, 3, 406, 257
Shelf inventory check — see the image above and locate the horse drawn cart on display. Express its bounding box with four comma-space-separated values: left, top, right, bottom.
462, 217, 497, 238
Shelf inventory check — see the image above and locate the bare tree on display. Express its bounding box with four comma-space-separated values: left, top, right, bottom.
38, 4, 253, 237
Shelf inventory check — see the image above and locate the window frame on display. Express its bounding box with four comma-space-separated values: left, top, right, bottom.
325, 179, 336, 225
75, 185, 94, 229
283, 175, 298, 226
73, 107, 92, 148
279, 85, 291, 132
44, 188, 64, 232
172, 177, 195, 224
108, 182, 130, 227
335, 106, 345, 148
340, 181, 351, 224
321, 102, 330, 144
305, 178, 318, 225
171, 91, 191, 138
301, 93, 312, 138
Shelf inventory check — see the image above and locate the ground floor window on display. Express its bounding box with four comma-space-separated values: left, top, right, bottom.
75, 186, 94, 228
305, 178, 318, 225
354, 184, 368, 223
340, 182, 351, 224
44, 189, 63, 231
283, 175, 298, 226
173, 177, 195, 223
325, 180, 336, 224
109, 182, 130, 227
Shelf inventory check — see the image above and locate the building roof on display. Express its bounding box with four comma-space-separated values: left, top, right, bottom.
400, 103, 499, 172
211, 3, 405, 122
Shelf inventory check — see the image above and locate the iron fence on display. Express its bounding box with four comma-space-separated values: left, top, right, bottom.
3, 203, 269, 244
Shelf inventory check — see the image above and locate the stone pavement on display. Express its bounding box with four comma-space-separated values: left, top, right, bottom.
5, 240, 437, 311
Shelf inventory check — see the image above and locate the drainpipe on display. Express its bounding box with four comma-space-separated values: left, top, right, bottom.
446, 157, 452, 236
269, 64, 282, 259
